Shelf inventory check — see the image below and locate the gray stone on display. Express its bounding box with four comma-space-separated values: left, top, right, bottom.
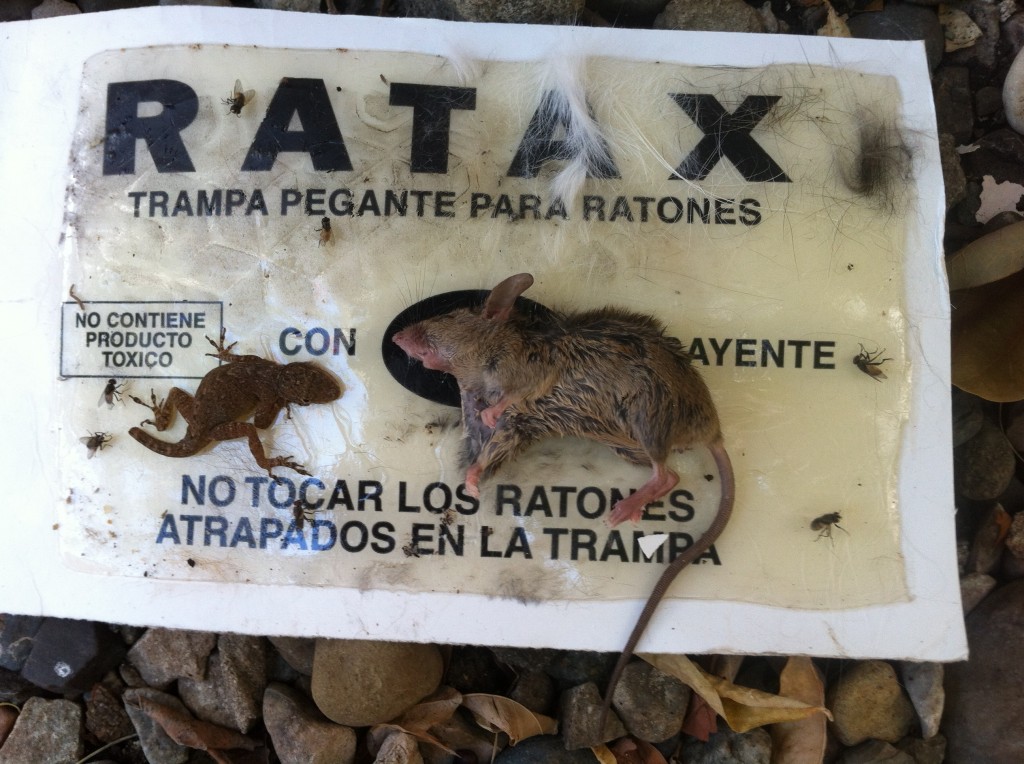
19, 618, 126, 695
311, 639, 443, 727
951, 389, 984, 447
493, 735, 598, 763
178, 634, 266, 734
446, 646, 507, 695
0, 669, 33, 705
960, 571, 998, 613
394, 0, 583, 23
848, 2, 944, 69
960, 129, 1024, 185
896, 735, 947, 764
426, 708, 500, 761
1002, 547, 1024, 579
85, 681, 135, 743
264, 683, 356, 764
654, 0, 764, 33
611, 660, 689, 743
827, 660, 915, 746
0, 697, 82, 764
898, 662, 944, 739
122, 688, 189, 764
127, 628, 216, 689
559, 682, 626, 748
679, 727, 772, 763
269, 635, 315, 676
932, 67, 975, 144
492, 648, 615, 688
373, 731, 423, 763
840, 739, 915, 763
1006, 510, 1024, 558
1005, 11, 1024, 59
0, 1, 41, 22
945, 0, 1001, 71
1007, 42, 1024, 135
253, 0, 321, 10
31, 0, 80, 18
975, 86, 1003, 118
588, 0, 668, 16
953, 420, 1016, 500
957, 539, 970, 576
0, 616, 43, 672
77, 0, 155, 10
939, 133, 968, 213
508, 667, 556, 715
946, 580, 1024, 762
0, 706, 15, 748
967, 504, 1010, 574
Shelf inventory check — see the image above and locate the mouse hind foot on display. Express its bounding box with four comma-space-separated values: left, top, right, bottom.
608, 462, 679, 526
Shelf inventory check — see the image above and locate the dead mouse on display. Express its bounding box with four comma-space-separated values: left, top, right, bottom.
392, 273, 735, 724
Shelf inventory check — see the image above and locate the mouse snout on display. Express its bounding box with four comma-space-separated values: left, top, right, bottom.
393, 325, 425, 355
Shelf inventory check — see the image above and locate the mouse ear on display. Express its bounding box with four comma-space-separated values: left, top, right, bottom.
482, 273, 534, 321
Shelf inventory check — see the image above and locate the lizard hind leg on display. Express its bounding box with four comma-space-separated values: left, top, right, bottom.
130, 387, 197, 431
207, 421, 309, 479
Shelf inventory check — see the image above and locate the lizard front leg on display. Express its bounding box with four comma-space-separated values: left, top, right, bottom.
206, 421, 309, 479
129, 388, 196, 431
205, 328, 264, 364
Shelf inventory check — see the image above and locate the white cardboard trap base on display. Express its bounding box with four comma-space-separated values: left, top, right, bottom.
0, 7, 964, 659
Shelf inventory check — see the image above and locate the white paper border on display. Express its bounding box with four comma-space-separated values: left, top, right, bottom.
0, 7, 964, 659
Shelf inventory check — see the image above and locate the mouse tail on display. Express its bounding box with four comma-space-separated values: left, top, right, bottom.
598, 438, 734, 731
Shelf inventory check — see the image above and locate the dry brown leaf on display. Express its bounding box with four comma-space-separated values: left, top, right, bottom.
682, 694, 718, 741
369, 724, 456, 756
368, 687, 462, 755
770, 657, 828, 764
639, 654, 725, 717
592, 743, 618, 763
392, 687, 463, 734
375, 730, 424, 764
951, 269, 1024, 401
947, 220, 1024, 291
608, 737, 669, 764
461, 693, 557, 744
641, 654, 830, 734
127, 694, 256, 752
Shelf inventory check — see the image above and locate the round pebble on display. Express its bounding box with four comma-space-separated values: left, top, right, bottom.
311, 639, 443, 727
946, 580, 1024, 762
827, 660, 915, 746
654, 0, 764, 33
1005, 45, 1024, 135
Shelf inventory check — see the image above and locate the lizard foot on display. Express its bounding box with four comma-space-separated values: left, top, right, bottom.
205, 327, 238, 361
266, 455, 310, 481
129, 390, 165, 429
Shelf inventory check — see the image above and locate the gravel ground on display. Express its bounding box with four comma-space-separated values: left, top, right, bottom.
4, 0, 1024, 762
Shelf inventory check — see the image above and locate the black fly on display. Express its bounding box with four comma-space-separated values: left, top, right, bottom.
853, 344, 892, 381
222, 79, 255, 116
811, 512, 848, 541
80, 431, 112, 458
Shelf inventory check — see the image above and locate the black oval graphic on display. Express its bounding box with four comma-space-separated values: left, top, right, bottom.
382, 290, 553, 407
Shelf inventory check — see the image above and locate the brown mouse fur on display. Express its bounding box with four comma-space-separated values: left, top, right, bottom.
393, 273, 735, 725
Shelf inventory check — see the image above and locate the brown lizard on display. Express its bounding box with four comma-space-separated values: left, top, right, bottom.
129, 329, 342, 477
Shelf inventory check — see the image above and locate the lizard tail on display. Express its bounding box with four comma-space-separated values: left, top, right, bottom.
129, 427, 207, 458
